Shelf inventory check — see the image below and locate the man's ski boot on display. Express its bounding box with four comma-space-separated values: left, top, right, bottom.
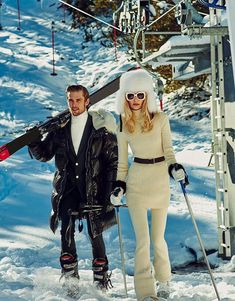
92, 257, 113, 291
60, 252, 80, 297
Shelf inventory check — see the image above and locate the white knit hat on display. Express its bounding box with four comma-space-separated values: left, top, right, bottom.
116, 69, 159, 114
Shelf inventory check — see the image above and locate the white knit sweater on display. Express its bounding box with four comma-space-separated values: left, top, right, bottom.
71, 111, 88, 154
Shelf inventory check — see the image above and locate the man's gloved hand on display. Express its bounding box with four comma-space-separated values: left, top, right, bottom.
169, 163, 189, 185
110, 187, 124, 206
26, 126, 43, 146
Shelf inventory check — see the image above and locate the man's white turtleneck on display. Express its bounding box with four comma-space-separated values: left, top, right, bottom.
71, 110, 88, 154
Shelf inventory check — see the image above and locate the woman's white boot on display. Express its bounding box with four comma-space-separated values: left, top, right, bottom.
156, 281, 170, 299
142, 297, 159, 301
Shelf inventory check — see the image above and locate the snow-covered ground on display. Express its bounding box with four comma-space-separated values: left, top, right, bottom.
0, 1, 235, 300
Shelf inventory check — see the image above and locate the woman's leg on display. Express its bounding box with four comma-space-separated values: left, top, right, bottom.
151, 208, 171, 282
129, 206, 156, 301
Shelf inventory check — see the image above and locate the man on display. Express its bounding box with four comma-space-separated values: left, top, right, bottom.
28, 85, 118, 290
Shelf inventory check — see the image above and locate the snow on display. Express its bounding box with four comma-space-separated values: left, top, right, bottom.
0, 1, 235, 300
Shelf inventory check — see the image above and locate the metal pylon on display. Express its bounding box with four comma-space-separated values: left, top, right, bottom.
210, 0, 232, 258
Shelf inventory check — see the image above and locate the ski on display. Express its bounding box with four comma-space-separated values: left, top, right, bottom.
0, 67, 136, 162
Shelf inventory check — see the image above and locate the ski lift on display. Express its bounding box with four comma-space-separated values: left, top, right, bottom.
175, 0, 193, 26
113, 0, 137, 34
197, 0, 226, 10
138, 1, 151, 28
157, 78, 164, 110
113, 0, 152, 34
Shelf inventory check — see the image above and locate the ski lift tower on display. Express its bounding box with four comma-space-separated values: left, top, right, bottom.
178, 0, 235, 258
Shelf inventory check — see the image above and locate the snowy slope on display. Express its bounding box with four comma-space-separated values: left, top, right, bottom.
1, 1, 235, 300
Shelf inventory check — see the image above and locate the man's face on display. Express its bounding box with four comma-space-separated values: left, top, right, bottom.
67, 90, 90, 116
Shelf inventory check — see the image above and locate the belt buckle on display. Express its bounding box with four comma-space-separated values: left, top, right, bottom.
152, 158, 155, 164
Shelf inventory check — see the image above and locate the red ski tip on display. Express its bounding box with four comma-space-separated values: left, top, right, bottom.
0, 145, 10, 161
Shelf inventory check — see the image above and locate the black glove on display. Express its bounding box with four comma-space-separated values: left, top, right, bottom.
27, 126, 43, 147
112, 180, 126, 194
169, 163, 189, 186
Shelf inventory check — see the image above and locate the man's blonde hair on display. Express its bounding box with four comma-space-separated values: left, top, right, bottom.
123, 99, 154, 133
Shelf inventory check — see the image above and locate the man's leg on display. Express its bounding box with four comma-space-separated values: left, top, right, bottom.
87, 220, 111, 290
60, 217, 79, 278
59, 190, 79, 278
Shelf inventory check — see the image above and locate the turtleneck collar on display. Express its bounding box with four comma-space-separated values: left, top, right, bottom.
70, 110, 88, 154
71, 110, 88, 124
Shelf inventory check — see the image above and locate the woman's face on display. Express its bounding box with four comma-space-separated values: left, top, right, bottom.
125, 92, 146, 111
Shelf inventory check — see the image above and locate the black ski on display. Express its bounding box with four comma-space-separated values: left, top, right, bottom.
0, 67, 136, 162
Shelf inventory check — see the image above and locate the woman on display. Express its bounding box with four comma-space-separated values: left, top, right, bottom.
110, 69, 188, 301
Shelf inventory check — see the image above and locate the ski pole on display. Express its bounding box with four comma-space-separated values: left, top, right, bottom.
180, 181, 221, 301
51, 21, 57, 76
115, 205, 128, 297
0, 0, 3, 31
17, 0, 21, 30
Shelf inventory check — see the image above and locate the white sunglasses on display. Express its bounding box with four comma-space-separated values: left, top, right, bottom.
125, 92, 146, 101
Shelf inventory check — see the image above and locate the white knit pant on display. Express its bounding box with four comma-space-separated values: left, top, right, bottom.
128, 207, 171, 301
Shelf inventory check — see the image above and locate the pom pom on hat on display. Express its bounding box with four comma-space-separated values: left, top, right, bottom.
116, 69, 159, 114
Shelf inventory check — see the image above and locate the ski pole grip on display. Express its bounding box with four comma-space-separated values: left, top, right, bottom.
180, 180, 186, 194
113, 187, 122, 197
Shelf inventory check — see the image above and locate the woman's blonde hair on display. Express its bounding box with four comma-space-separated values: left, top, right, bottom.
123, 98, 154, 133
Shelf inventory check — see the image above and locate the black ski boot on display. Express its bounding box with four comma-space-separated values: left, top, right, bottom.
60, 253, 80, 297
92, 258, 113, 291
60, 252, 79, 278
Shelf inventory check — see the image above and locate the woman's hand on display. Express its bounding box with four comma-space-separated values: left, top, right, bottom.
169, 163, 189, 185
171, 166, 185, 181
110, 187, 124, 206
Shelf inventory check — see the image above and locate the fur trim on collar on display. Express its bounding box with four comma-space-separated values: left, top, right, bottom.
116, 69, 159, 114
88, 108, 117, 134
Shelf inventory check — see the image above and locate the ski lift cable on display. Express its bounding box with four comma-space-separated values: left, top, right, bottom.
58, 0, 124, 33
